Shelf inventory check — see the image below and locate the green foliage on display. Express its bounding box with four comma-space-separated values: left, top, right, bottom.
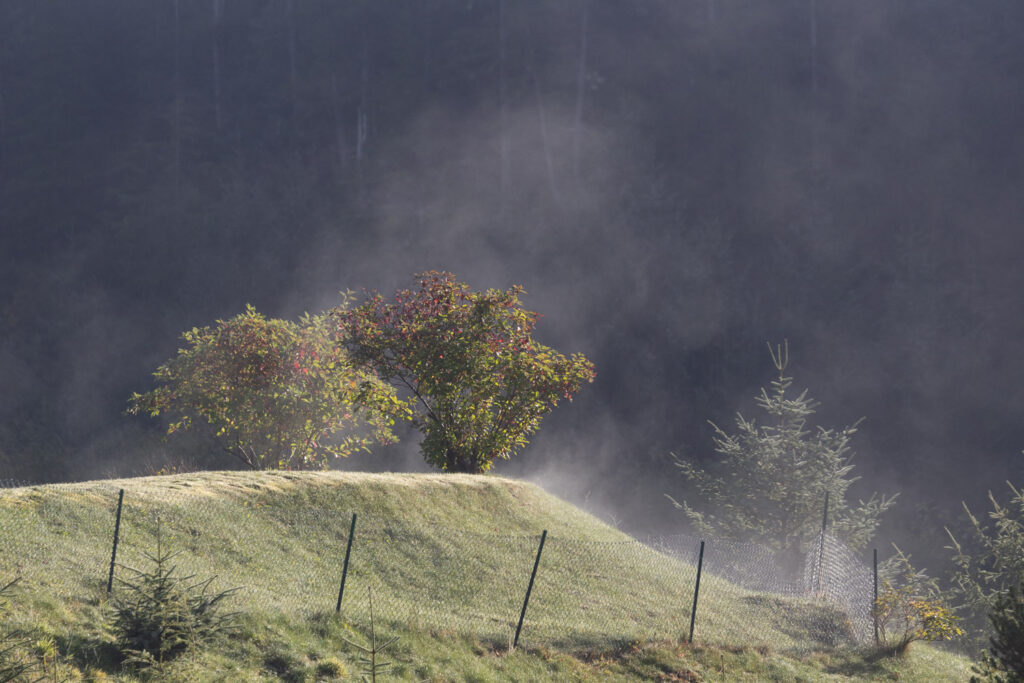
0, 578, 41, 683
669, 342, 895, 552
874, 547, 962, 656
947, 482, 1024, 649
128, 305, 401, 470
109, 524, 239, 669
971, 580, 1024, 682
987, 581, 1024, 680
341, 589, 402, 683
337, 271, 595, 473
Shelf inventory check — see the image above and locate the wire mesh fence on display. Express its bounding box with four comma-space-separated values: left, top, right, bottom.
0, 481, 893, 652
808, 532, 875, 643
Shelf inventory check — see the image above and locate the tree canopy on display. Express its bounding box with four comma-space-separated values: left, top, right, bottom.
128, 306, 401, 470
336, 271, 595, 473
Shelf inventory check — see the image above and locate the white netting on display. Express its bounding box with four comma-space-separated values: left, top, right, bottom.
0, 483, 894, 652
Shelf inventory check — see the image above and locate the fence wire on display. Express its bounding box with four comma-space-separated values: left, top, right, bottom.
807, 532, 875, 643
0, 482, 890, 652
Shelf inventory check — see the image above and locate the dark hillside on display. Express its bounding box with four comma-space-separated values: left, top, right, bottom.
0, 1, 1022, 561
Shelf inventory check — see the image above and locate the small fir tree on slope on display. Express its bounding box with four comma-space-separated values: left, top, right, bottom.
668, 342, 896, 557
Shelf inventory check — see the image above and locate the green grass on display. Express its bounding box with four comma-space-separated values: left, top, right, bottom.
0, 470, 974, 681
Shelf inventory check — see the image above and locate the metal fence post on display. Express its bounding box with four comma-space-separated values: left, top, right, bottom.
873, 547, 879, 645
106, 489, 124, 593
688, 539, 705, 643
815, 491, 829, 598
513, 529, 547, 649
335, 513, 357, 612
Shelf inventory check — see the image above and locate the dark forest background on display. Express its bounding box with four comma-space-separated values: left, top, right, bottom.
1, 0, 1023, 566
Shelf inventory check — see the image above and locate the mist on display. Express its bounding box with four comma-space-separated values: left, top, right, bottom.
1, 1, 1023, 570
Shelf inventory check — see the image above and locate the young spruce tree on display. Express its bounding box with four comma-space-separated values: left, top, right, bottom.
668, 342, 895, 557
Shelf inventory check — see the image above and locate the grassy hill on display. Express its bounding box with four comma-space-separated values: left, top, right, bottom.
0, 471, 973, 681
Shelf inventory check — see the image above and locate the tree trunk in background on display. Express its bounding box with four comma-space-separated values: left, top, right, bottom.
810, 0, 819, 96
173, 0, 182, 193
803, 0, 822, 313
705, 0, 720, 188
572, 0, 590, 182
355, 32, 370, 202
498, 0, 509, 215
0, 1, 9, 178
534, 75, 561, 207
331, 73, 348, 177
707, 0, 717, 74
212, 0, 224, 131
0, 46, 6, 175
526, 25, 561, 207
809, 0, 819, 171
286, 0, 298, 114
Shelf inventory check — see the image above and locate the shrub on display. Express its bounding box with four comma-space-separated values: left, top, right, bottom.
873, 547, 961, 655
109, 525, 238, 668
314, 655, 348, 679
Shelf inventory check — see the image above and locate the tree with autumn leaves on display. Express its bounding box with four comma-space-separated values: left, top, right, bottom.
130, 273, 594, 473
336, 272, 595, 473
128, 306, 403, 470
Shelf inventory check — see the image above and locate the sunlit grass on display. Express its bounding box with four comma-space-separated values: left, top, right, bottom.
0, 470, 974, 680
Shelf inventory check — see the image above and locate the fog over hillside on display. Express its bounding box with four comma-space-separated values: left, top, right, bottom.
1, 1, 1022, 562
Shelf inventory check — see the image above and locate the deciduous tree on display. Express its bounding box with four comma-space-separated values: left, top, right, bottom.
128, 306, 400, 470
336, 271, 594, 473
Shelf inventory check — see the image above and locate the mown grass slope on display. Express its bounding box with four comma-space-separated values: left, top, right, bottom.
0, 471, 973, 681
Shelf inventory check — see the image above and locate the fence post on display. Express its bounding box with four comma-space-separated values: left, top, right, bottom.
513, 529, 547, 649
815, 491, 829, 598
106, 489, 124, 594
688, 539, 705, 644
873, 547, 879, 645
335, 513, 357, 612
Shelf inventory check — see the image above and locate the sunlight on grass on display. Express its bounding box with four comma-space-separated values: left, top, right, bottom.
0, 471, 975, 681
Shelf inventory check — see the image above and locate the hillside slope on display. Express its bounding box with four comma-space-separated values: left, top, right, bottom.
0, 471, 972, 681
